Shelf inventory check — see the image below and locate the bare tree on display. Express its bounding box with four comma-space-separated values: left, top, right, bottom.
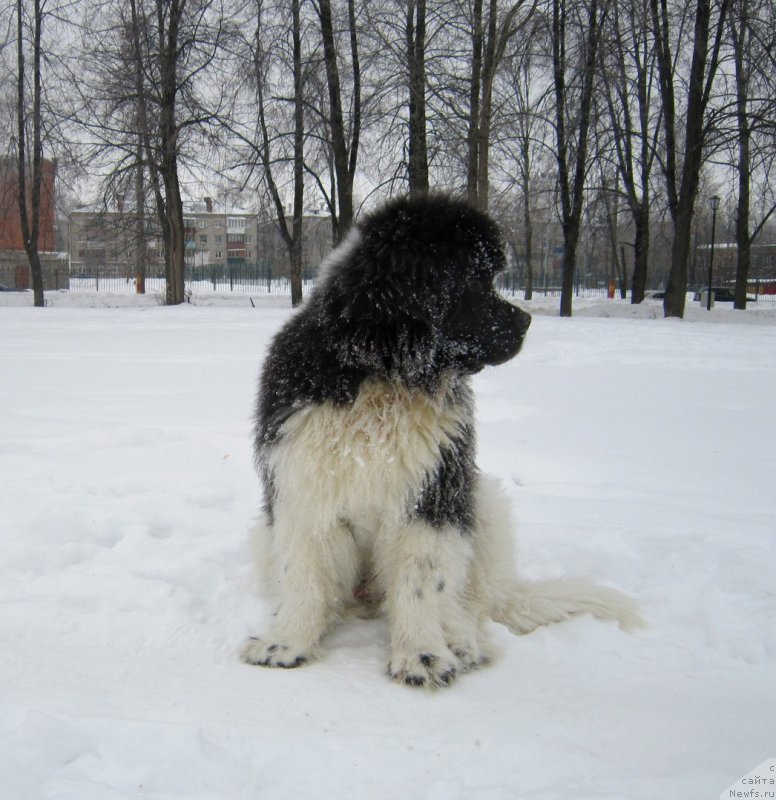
246, 0, 306, 305
289, 0, 305, 303
155, 0, 187, 304
551, 0, 607, 317
651, 0, 730, 318
14, 0, 46, 307
466, 0, 534, 211
600, 0, 660, 303
132, 66, 148, 292
75, 0, 234, 305
467, 0, 485, 203
315, 0, 362, 240
10, 0, 772, 310
725, 0, 776, 308
498, 40, 554, 301
406, 0, 429, 195
362, 0, 476, 197
597, 168, 629, 298
72, 0, 156, 294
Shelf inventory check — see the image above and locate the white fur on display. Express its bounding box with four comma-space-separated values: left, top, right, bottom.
315, 225, 363, 286
267, 376, 465, 529
467, 476, 644, 635
242, 377, 642, 684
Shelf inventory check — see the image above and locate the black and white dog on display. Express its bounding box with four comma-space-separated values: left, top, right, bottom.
242, 194, 640, 687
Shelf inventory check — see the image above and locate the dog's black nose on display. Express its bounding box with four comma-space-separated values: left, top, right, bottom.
510, 305, 531, 339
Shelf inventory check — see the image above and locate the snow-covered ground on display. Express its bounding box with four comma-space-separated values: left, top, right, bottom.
1, 292, 774, 799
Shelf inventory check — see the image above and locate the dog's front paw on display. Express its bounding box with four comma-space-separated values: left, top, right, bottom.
388, 649, 459, 688
241, 637, 311, 669
449, 641, 490, 672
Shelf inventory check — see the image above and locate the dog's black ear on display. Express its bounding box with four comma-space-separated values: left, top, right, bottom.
323, 259, 443, 388
325, 194, 500, 320
320, 203, 453, 387
330, 216, 445, 321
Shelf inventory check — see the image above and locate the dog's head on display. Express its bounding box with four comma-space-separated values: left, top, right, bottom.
319, 194, 531, 389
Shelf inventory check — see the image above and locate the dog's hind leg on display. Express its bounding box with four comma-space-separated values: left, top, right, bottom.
241, 514, 360, 668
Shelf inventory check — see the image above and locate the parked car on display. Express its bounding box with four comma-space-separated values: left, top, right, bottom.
0, 284, 28, 292
694, 287, 736, 302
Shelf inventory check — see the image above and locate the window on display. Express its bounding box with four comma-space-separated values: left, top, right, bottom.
199, 235, 208, 244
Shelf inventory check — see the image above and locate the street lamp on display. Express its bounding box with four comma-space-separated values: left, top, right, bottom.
706, 195, 721, 310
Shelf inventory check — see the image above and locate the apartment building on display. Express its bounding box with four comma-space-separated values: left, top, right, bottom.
69, 198, 333, 282
184, 198, 256, 269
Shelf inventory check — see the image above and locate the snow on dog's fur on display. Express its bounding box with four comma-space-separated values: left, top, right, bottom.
242, 194, 642, 687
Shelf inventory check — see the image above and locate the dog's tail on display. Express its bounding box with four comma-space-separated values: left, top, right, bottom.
473, 475, 644, 635
488, 577, 644, 635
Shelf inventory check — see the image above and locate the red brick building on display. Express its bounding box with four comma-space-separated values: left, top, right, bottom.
0, 156, 57, 251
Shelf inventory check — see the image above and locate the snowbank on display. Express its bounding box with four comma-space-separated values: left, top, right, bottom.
1, 297, 774, 799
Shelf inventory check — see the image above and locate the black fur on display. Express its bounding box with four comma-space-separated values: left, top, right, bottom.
255, 194, 531, 530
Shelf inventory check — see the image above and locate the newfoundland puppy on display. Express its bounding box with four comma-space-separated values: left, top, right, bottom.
242, 194, 640, 687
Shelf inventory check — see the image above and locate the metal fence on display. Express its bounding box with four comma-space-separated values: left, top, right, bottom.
0, 262, 70, 292
3, 261, 775, 303
41, 262, 318, 297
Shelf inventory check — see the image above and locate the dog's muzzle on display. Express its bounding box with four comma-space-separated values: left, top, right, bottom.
486, 303, 531, 366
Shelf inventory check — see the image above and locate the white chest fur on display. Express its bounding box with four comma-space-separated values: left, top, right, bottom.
266, 377, 468, 530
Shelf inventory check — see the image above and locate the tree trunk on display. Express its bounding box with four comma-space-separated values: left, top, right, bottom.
134, 142, 146, 294
471, 1, 529, 210
664, 203, 695, 313
130, 0, 147, 295
603, 174, 625, 298
654, 0, 730, 318
475, 0, 498, 210
559, 226, 579, 318
631, 203, 650, 303
731, 0, 750, 310
523, 162, 533, 301
600, 0, 656, 304
290, 0, 304, 307
619, 250, 628, 299
467, 0, 484, 205
16, 0, 45, 308
131, 0, 167, 295
553, 0, 604, 317
318, 0, 356, 240
254, 0, 305, 306
734, 179, 750, 310
165, 171, 186, 305
157, 0, 186, 305
347, 0, 362, 191
476, 0, 500, 211
406, 0, 429, 195
511, 48, 537, 301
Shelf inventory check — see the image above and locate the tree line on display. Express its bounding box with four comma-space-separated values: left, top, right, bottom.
3, 0, 775, 315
